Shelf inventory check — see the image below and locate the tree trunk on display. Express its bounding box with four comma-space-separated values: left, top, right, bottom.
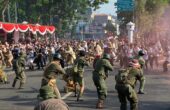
7, 4, 11, 22
15, 2, 18, 23
2, 0, 9, 22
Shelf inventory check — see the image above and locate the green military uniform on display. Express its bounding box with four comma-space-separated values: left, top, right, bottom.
115, 67, 144, 110
74, 56, 89, 86
38, 84, 60, 100
12, 53, 26, 89
137, 56, 146, 94
43, 61, 65, 83
74, 56, 89, 100
138, 56, 145, 68
40, 61, 65, 100
93, 56, 113, 108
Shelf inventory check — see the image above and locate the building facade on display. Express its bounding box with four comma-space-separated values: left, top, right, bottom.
75, 9, 118, 40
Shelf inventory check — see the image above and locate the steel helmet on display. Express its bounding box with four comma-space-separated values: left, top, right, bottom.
138, 50, 145, 56
53, 53, 62, 60
103, 53, 111, 60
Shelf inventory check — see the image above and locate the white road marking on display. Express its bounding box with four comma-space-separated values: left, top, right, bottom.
61, 92, 73, 100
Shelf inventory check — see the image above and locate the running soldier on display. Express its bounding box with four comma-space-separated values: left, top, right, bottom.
93, 53, 113, 109
12, 52, 26, 89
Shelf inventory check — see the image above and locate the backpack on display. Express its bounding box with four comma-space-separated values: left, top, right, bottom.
115, 69, 129, 84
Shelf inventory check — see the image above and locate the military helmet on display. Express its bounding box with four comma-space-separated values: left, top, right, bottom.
79, 50, 86, 56
138, 50, 145, 56
103, 53, 111, 60
53, 53, 62, 60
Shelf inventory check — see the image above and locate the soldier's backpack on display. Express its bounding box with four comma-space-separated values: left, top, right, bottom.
115, 69, 129, 84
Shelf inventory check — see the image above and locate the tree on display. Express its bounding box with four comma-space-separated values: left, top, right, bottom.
135, 0, 170, 37
115, 0, 170, 37
0, 0, 109, 37
104, 20, 116, 35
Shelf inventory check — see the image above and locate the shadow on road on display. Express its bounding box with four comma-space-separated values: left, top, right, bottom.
139, 101, 170, 110
0, 95, 38, 107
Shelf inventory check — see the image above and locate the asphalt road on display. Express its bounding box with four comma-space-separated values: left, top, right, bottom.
0, 67, 170, 110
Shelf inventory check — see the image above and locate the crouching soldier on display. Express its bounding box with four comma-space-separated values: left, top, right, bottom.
93, 53, 113, 109
38, 77, 61, 100
115, 60, 144, 110
40, 53, 66, 99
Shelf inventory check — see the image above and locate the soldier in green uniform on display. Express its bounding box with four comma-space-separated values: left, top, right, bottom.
136, 50, 146, 94
38, 78, 61, 100
40, 53, 66, 99
12, 52, 26, 89
115, 60, 143, 110
74, 50, 89, 101
92, 53, 113, 109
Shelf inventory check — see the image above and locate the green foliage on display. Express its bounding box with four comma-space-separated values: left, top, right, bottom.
104, 20, 116, 35
0, 0, 108, 37
116, 0, 170, 35
135, 0, 170, 37
117, 11, 133, 30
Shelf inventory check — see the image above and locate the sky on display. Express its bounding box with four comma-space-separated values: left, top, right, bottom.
95, 0, 117, 16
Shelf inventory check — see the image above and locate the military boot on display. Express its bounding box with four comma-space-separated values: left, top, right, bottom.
18, 82, 24, 89
12, 79, 17, 88
74, 87, 78, 97
96, 99, 104, 109
138, 90, 145, 94
77, 92, 83, 101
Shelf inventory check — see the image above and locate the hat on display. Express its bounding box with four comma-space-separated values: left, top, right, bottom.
53, 53, 62, 60
138, 50, 145, 56
103, 53, 111, 60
